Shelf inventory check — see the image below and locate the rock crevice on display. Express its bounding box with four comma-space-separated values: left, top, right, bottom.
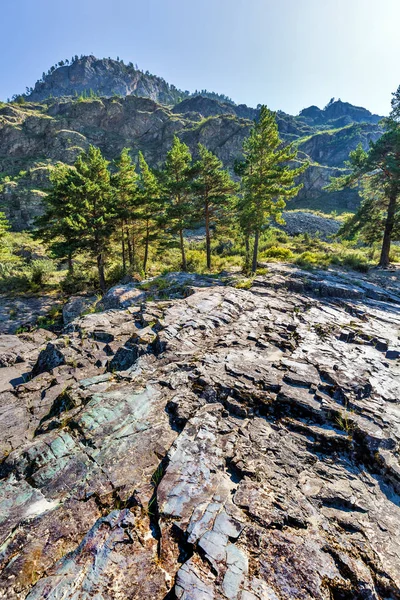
0, 265, 399, 598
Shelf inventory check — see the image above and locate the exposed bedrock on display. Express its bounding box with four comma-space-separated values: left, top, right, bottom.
0, 264, 399, 599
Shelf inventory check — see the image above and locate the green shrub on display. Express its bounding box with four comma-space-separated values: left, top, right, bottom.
295, 251, 329, 269
234, 278, 253, 289
262, 246, 295, 261
28, 259, 56, 286
340, 252, 370, 272
60, 269, 98, 294
106, 263, 127, 286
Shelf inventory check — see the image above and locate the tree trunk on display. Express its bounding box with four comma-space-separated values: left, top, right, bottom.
127, 225, 133, 266
143, 221, 150, 274
252, 230, 260, 274
121, 221, 126, 274
67, 250, 74, 274
205, 200, 211, 270
97, 253, 106, 293
244, 234, 250, 272
132, 227, 136, 266
179, 228, 187, 271
379, 193, 397, 268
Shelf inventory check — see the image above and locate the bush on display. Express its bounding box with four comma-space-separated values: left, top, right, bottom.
295, 251, 329, 269
340, 253, 370, 272
106, 263, 126, 286
262, 246, 295, 261
186, 249, 206, 272
234, 278, 253, 289
28, 259, 55, 286
60, 268, 98, 294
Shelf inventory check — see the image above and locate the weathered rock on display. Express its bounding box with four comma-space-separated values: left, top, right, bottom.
62, 294, 97, 324
0, 265, 399, 598
100, 283, 146, 310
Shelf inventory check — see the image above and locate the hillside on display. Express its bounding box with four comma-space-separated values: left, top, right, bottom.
23, 55, 234, 106
0, 56, 384, 230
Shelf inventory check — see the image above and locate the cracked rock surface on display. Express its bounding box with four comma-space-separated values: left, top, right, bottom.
0, 264, 399, 599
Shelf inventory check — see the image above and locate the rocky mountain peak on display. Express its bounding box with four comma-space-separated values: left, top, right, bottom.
24, 55, 238, 108
26, 55, 185, 105
299, 98, 383, 126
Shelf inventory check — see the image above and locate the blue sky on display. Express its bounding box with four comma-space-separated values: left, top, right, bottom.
1, 0, 399, 115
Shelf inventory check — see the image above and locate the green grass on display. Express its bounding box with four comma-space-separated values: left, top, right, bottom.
234, 278, 253, 289
0, 223, 398, 298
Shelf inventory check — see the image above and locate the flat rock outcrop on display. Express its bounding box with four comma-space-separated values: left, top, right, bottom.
0, 265, 399, 599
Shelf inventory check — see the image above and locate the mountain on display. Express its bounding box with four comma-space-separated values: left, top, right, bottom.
299, 98, 382, 127
23, 55, 233, 106
0, 56, 384, 230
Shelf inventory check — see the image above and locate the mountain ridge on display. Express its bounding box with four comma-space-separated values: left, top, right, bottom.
22, 55, 384, 126
23, 55, 235, 107
0, 55, 384, 230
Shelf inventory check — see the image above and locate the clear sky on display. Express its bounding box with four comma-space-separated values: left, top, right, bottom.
1, 0, 399, 116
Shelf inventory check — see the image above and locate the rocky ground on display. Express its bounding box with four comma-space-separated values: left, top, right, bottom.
0, 265, 399, 599
279, 211, 341, 240
185, 211, 341, 244
0, 294, 62, 335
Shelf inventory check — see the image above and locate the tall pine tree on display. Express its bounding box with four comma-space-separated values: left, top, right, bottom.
35, 164, 83, 274
193, 144, 238, 269
38, 146, 115, 291
162, 136, 195, 271
113, 148, 139, 273
328, 90, 400, 267
239, 106, 307, 273
137, 152, 162, 274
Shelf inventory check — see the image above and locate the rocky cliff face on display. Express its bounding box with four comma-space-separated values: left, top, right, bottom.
299, 99, 382, 127
0, 57, 385, 228
26, 55, 185, 105
0, 265, 399, 598
0, 95, 381, 229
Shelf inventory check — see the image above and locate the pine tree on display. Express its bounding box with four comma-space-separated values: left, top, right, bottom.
0, 212, 10, 259
35, 164, 82, 273
162, 136, 195, 271
328, 92, 400, 267
72, 146, 115, 290
137, 152, 162, 274
193, 144, 238, 269
37, 146, 115, 291
391, 85, 400, 122
112, 148, 139, 272
239, 106, 307, 273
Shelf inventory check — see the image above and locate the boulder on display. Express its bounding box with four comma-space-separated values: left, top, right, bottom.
101, 283, 145, 310
62, 295, 97, 324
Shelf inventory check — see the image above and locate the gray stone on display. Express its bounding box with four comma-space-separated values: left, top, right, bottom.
62, 295, 97, 324
101, 283, 145, 310
0, 264, 400, 599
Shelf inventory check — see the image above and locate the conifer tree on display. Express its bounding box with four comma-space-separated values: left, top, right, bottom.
137, 152, 162, 274
37, 146, 115, 291
239, 106, 307, 273
193, 144, 238, 269
72, 146, 115, 290
113, 148, 139, 272
35, 164, 82, 273
0, 212, 10, 241
328, 90, 400, 267
162, 136, 195, 271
